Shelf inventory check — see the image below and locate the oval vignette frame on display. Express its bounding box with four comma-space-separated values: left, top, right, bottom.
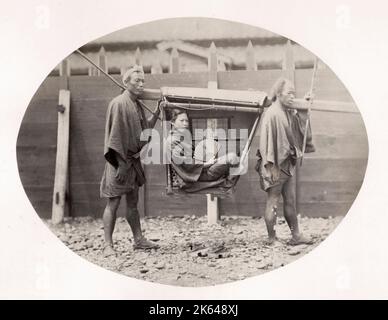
16, 17, 368, 287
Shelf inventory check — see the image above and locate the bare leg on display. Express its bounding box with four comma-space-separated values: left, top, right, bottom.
125, 188, 159, 250
125, 188, 143, 242
281, 175, 300, 238
282, 174, 313, 245
264, 184, 282, 242
102, 197, 121, 257
103, 196, 121, 246
126, 207, 143, 242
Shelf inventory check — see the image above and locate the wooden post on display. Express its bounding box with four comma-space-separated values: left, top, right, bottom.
246, 40, 257, 71
59, 58, 71, 77
205, 42, 218, 151
208, 42, 218, 89
207, 194, 219, 224
207, 42, 220, 225
169, 47, 179, 74
283, 39, 300, 214
97, 46, 108, 76
207, 43, 218, 130
151, 59, 163, 74
52, 90, 71, 224
88, 64, 98, 76
135, 47, 142, 66
283, 40, 295, 84
59, 73, 70, 219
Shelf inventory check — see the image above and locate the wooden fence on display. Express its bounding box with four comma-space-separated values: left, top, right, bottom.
16, 41, 368, 219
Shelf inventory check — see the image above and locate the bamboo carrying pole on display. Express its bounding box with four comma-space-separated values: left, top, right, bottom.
162, 100, 358, 114
75, 49, 357, 114
75, 49, 162, 120
163, 102, 261, 113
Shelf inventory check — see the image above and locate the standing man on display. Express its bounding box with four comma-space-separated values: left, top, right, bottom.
256, 77, 315, 246
100, 65, 160, 257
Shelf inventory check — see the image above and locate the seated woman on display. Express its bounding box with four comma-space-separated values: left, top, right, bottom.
165, 108, 239, 189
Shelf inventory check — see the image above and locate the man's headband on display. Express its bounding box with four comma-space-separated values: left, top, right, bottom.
122, 65, 144, 85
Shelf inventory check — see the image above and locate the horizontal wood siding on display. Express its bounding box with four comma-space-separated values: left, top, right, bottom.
17, 68, 368, 219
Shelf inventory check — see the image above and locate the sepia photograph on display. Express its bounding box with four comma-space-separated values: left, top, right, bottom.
15, 16, 368, 287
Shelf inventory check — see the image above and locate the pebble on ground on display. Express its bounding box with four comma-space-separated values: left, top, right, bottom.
46, 215, 342, 287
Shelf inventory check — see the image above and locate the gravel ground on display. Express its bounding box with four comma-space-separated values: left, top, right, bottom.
46, 215, 342, 287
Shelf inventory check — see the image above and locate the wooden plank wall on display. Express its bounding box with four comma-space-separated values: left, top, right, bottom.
17, 43, 368, 219
17, 78, 61, 219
